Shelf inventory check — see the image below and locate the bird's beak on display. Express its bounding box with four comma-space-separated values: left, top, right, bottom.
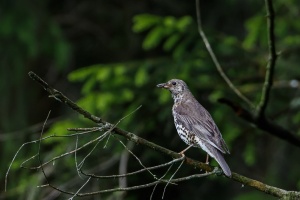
157, 82, 170, 89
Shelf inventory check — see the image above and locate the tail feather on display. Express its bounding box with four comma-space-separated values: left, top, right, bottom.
210, 148, 231, 177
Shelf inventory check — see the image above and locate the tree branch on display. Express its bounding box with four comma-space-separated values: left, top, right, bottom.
218, 98, 300, 148
81, 157, 184, 179
28, 71, 104, 124
27, 71, 300, 199
257, 0, 277, 117
195, 0, 254, 109
41, 172, 215, 197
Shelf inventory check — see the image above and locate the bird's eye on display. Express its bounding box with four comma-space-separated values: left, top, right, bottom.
172, 82, 176, 85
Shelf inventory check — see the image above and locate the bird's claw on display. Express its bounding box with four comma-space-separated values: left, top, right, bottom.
179, 151, 186, 158
213, 167, 223, 176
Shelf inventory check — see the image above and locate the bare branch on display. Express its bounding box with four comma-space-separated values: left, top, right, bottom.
68, 127, 100, 131
218, 97, 300, 148
162, 156, 185, 199
38, 111, 53, 188
150, 160, 177, 199
28, 71, 104, 124
115, 136, 161, 180
27, 71, 300, 199
5, 112, 53, 192
257, 0, 278, 117
74, 135, 82, 179
69, 177, 91, 200
41, 171, 217, 197
81, 157, 184, 179
20, 128, 107, 170
195, 0, 254, 109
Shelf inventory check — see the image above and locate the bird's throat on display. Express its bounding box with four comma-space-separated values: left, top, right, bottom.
172, 93, 184, 104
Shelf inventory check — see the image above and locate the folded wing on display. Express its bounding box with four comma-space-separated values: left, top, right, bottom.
173, 100, 230, 154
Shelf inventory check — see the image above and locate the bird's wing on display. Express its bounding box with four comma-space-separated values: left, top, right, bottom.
174, 101, 230, 154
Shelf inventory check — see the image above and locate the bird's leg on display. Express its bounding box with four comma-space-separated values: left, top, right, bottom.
179, 145, 193, 156
204, 154, 211, 174
205, 154, 210, 165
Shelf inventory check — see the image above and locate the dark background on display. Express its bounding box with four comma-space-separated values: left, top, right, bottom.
1, 0, 300, 199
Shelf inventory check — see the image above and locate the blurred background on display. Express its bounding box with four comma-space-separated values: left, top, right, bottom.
1, 0, 300, 199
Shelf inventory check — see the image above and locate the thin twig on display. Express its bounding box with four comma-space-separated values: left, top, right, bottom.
69, 177, 91, 200
77, 130, 111, 169
150, 161, 175, 200
114, 136, 157, 179
162, 156, 185, 199
5, 112, 53, 191
7, 127, 101, 178
21, 129, 106, 170
38, 111, 52, 187
76, 105, 141, 168
68, 127, 101, 132
257, 0, 277, 117
43, 171, 216, 197
75, 135, 83, 179
77, 105, 143, 169
195, 0, 254, 109
81, 157, 184, 179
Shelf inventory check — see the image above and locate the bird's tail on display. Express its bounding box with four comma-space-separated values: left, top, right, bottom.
211, 149, 231, 177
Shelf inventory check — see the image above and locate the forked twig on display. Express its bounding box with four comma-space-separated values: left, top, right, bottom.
76, 130, 111, 170
69, 177, 91, 200
81, 156, 184, 179
41, 171, 216, 197
75, 106, 142, 171
5, 111, 52, 191
20, 128, 106, 170
150, 161, 177, 200
37, 111, 52, 188
162, 156, 185, 199
114, 136, 157, 179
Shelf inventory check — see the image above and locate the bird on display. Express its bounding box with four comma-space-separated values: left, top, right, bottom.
157, 79, 231, 177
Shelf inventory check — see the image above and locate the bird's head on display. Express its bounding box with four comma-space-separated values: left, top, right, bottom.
157, 79, 188, 97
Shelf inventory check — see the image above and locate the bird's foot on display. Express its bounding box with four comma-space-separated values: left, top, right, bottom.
205, 154, 210, 165
204, 160, 209, 173
213, 167, 223, 176
179, 151, 186, 158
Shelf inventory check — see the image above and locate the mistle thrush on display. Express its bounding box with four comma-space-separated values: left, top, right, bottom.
157, 79, 231, 177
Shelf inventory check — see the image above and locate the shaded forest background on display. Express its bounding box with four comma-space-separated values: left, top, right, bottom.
1, 0, 300, 199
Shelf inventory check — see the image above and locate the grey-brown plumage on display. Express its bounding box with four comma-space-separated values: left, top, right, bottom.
157, 79, 231, 177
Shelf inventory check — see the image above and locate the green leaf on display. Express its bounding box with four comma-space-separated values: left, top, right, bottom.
76, 92, 98, 112
163, 16, 176, 27
96, 66, 112, 81
243, 15, 264, 50
132, 14, 161, 33
122, 89, 134, 101
135, 67, 148, 86
68, 65, 99, 82
163, 34, 181, 51
142, 26, 165, 50
176, 16, 193, 31
82, 76, 96, 94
